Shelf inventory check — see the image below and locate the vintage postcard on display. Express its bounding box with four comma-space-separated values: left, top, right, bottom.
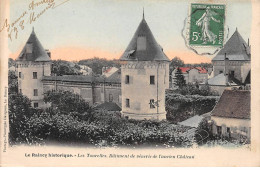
0, 0, 260, 167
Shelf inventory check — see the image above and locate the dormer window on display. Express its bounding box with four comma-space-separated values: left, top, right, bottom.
137, 36, 146, 51
126, 50, 135, 58
26, 43, 33, 53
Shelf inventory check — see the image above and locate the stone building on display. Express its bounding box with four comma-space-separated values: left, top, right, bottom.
119, 13, 170, 120
202, 29, 251, 95
171, 67, 208, 88
211, 29, 250, 84
16, 28, 52, 108
210, 90, 250, 141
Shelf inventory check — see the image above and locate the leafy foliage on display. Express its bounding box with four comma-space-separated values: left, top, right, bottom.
169, 57, 184, 71
8, 58, 16, 68
8, 92, 43, 144
195, 118, 214, 145
9, 90, 194, 147
173, 67, 186, 88
165, 90, 219, 123
174, 83, 219, 96
78, 57, 120, 75
43, 90, 91, 114
51, 60, 82, 76
8, 70, 18, 94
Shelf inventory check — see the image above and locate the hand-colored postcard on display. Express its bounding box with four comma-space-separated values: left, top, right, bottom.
0, 0, 260, 167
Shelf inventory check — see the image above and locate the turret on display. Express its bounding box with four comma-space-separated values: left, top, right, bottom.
119, 11, 170, 120
16, 28, 51, 108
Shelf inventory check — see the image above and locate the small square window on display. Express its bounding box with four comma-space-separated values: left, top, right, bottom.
150, 76, 155, 85
219, 71, 223, 74
19, 72, 21, 78
19, 89, 22, 93
33, 72, 37, 79
34, 89, 38, 96
126, 98, 130, 108
125, 75, 130, 84
34, 102, 38, 108
149, 99, 155, 109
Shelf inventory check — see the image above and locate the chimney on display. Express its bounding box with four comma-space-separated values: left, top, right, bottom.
45, 49, 51, 58
224, 53, 229, 85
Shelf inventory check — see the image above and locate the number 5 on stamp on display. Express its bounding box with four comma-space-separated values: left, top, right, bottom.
189, 4, 225, 47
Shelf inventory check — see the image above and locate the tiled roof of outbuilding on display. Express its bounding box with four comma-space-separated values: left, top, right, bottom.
211, 90, 250, 119
212, 29, 250, 61
16, 28, 51, 62
95, 102, 121, 111
120, 16, 169, 62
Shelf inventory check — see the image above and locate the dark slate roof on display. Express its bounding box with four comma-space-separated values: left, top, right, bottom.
211, 90, 250, 119
212, 29, 250, 61
16, 28, 51, 62
42, 74, 121, 84
95, 102, 121, 111
120, 17, 170, 62
106, 69, 121, 82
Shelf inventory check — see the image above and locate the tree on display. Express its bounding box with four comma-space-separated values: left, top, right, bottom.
43, 90, 91, 114
51, 60, 82, 76
8, 70, 18, 94
78, 57, 120, 75
8, 93, 34, 143
8, 58, 16, 68
195, 118, 214, 145
170, 57, 184, 71
174, 67, 186, 89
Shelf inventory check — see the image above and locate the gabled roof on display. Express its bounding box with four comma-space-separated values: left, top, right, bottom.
211, 90, 250, 119
16, 28, 51, 62
196, 67, 208, 74
120, 15, 169, 62
178, 67, 191, 74
95, 102, 121, 111
178, 115, 204, 128
207, 73, 237, 86
175, 67, 208, 74
212, 29, 250, 61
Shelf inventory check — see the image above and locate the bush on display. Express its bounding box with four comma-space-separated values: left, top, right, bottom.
10, 108, 193, 147
165, 91, 219, 123
44, 90, 91, 114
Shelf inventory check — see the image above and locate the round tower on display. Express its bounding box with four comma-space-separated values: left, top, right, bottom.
120, 13, 170, 120
16, 28, 51, 108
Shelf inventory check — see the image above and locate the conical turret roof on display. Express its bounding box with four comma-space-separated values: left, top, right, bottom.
212, 29, 250, 61
120, 16, 169, 62
16, 28, 51, 62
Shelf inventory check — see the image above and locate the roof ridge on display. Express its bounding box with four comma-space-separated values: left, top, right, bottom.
16, 28, 51, 62
120, 14, 169, 62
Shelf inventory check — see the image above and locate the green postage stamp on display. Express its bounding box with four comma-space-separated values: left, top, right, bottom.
189, 4, 225, 47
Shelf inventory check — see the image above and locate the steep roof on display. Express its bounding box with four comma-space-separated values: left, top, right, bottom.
212, 29, 250, 61
120, 16, 169, 62
211, 90, 250, 119
16, 28, 51, 62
